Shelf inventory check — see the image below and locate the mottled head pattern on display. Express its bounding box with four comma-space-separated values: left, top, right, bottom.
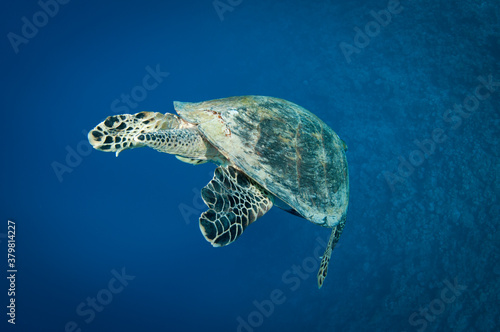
88, 112, 184, 156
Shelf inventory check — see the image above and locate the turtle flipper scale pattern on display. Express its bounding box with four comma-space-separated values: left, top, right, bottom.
199, 166, 273, 247
88, 112, 182, 156
317, 216, 346, 288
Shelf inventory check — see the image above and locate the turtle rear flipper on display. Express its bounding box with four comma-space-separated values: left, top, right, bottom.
317, 216, 346, 288
88, 112, 182, 156
199, 166, 274, 247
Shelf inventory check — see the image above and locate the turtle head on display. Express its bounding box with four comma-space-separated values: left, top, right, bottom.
88, 112, 168, 156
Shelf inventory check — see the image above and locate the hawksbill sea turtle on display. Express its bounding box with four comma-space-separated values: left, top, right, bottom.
88, 95, 349, 288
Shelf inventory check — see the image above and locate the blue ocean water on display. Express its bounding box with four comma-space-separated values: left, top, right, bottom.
1, 0, 499, 331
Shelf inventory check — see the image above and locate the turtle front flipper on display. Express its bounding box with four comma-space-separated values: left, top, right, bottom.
199, 166, 274, 247
317, 216, 346, 288
88, 112, 182, 156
